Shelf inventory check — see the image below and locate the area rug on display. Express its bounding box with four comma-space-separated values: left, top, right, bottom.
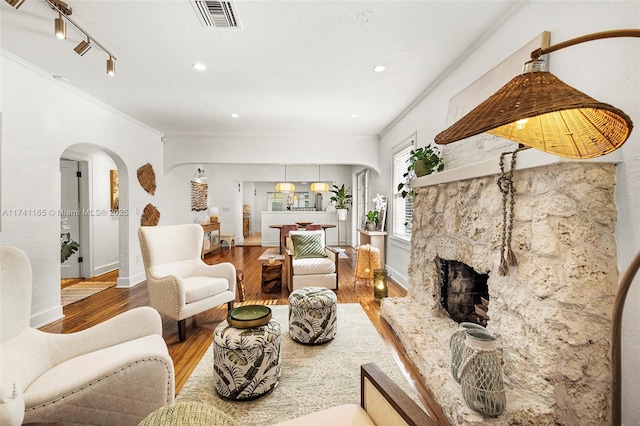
61, 282, 116, 306
176, 304, 422, 425
257, 248, 284, 260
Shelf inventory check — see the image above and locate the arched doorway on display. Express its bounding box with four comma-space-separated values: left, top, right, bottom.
60, 144, 128, 284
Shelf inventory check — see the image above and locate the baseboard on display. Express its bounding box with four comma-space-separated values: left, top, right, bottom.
385, 264, 408, 289
31, 304, 64, 329
116, 271, 146, 288
94, 261, 119, 277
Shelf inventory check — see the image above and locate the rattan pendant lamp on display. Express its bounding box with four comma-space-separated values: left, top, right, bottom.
434, 29, 640, 159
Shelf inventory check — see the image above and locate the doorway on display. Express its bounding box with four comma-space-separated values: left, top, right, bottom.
60, 159, 83, 279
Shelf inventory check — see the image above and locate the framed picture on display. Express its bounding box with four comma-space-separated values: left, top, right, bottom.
110, 169, 119, 211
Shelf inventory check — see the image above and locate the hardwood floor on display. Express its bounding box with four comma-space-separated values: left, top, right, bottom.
43, 245, 448, 425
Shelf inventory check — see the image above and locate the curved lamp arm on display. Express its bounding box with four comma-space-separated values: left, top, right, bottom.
530, 29, 640, 60
612, 251, 640, 425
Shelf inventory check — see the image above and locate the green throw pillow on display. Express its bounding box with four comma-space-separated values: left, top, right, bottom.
291, 233, 327, 259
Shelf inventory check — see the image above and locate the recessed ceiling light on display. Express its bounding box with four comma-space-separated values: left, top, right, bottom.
193, 63, 206, 71
349, 113, 358, 118
374, 65, 386, 73
230, 113, 240, 118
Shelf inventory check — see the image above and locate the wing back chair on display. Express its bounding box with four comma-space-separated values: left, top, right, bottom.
0, 246, 175, 426
138, 223, 237, 342
284, 230, 338, 291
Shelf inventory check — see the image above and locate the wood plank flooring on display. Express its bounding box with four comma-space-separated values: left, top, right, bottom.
42, 245, 448, 425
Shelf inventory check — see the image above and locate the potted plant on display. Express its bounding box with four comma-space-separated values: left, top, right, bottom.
398, 144, 444, 198
330, 184, 352, 221
365, 210, 379, 231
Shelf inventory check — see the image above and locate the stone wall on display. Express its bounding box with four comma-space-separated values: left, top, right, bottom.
381, 162, 618, 425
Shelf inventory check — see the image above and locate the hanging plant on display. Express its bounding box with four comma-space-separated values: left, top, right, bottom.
398, 144, 444, 198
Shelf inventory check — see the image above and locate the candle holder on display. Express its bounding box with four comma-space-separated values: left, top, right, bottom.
373, 269, 388, 301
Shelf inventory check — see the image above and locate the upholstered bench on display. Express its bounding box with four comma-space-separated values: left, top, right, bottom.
288, 286, 337, 344
212, 320, 282, 400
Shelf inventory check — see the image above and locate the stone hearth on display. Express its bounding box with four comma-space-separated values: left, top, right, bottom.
381, 160, 618, 425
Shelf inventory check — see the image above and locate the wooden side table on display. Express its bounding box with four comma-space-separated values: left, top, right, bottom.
261, 261, 283, 294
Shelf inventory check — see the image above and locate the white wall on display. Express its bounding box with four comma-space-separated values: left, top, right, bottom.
1, 52, 164, 326
160, 163, 354, 244
377, 2, 639, 423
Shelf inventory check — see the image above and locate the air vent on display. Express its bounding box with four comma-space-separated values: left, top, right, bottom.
193, 1, 239, 28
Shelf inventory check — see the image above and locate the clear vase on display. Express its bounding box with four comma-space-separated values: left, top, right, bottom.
450, 322, 490, 383
459, 329, 506, 417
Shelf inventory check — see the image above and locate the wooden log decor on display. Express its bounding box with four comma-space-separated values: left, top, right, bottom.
141, 203, 160, 226
261, 261, 283, 294
137, 163, 157, 195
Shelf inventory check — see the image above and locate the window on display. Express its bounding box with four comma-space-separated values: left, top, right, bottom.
267, 192, 311, 211
392, 135, 415, 241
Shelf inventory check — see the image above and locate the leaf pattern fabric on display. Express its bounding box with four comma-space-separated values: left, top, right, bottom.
291, 233, 327, 259
213, 320, 282, 400
288, 287, 337, 344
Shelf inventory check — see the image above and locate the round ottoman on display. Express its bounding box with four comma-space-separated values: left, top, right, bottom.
213, 320, 282, 400
288, 287, 337, 344
139, 401, 238, 426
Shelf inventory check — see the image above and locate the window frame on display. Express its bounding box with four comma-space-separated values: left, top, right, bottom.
391, 134, 416, 242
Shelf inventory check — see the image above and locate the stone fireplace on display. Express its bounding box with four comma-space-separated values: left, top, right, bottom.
381, 157, 618, 425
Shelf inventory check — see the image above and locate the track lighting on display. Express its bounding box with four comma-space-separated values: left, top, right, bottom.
9, 0, 118, 76
54, 13, 66, 39
5, 0, 27, 9
106, 56, 115, 76
74, 38, 91, 56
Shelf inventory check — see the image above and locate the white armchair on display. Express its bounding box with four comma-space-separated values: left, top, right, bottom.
0, 246, 175, 426
284, 230, 338, 291
138, 223, 237, 342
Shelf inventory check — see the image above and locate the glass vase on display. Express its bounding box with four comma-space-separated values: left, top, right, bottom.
459, 328, 506, 417
450, 322, 490, 383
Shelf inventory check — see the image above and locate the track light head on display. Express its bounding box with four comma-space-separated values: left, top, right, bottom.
106, 57, 115, 76
54, 13, 66, 39
74, 38, 91, 56
5, 0, 27, 9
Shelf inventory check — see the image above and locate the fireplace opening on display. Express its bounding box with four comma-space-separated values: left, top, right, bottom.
438, 258, 490, 326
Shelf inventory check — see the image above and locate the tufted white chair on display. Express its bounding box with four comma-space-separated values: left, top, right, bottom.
284, 230, 338, 291
138, 224, 237, 342
0, 246, 174, 426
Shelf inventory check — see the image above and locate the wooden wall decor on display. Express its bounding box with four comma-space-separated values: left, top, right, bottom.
141, 203, 160, 226
137, 163, 156, 195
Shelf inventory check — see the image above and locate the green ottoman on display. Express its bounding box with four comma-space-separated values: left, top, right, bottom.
139, 402, 237, 426
288, 287, 337, 344
213, 320, 282, 400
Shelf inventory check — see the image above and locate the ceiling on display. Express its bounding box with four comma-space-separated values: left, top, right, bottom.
2, 1, 522, 138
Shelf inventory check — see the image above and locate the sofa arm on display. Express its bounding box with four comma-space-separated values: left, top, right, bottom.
44, 307, 164, 366
360, 363, 436, 426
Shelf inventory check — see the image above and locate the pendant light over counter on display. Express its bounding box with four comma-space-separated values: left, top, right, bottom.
310, 165, 329, 193
276, 165, 295, 193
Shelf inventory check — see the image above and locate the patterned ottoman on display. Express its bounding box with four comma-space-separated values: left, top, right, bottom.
288, 287, 337, 344
213, 320, 282, 400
